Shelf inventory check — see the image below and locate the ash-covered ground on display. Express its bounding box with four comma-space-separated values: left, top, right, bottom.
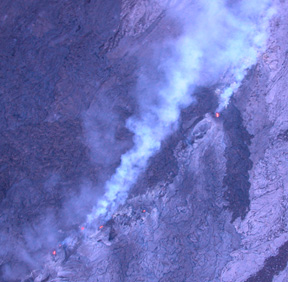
0, 0, 288, 282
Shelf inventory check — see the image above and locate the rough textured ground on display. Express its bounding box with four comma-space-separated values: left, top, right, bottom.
0, 0, 287, 281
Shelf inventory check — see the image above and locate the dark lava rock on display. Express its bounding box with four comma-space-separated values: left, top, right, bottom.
245, 240, 288, 282
222, 99, 253, 222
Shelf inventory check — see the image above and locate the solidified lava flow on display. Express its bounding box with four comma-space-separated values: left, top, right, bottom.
1, 1, 288, 282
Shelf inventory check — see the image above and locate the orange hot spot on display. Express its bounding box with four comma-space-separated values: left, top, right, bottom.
215, 112, 220, 118
142, 209, 146, 213
81, 226, 85, 231
52, 250, 56, 255
99, 225, 104, 229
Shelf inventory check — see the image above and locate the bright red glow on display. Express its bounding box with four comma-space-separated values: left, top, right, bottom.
142, 209, 146, 213
81, 226, 85, 231
215, 112, 220, 118
52, 250, 56, 255
99, 225, 104, 229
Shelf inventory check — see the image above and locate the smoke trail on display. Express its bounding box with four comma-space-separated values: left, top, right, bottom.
87, 0, 274, 223
88, 39, 201, 222
214, 0, 276, 111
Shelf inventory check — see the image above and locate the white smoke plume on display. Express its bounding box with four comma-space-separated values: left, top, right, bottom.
87, 0, 274, 223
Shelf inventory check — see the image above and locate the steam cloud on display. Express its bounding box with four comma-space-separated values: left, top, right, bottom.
87, 0, 274, 223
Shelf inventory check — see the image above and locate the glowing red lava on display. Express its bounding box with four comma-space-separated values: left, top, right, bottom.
142, 209, 146, 213
81, 226, 85, 231
99, 225, 104, 229
215, 112, 220, 118
52, 250, 56, 255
